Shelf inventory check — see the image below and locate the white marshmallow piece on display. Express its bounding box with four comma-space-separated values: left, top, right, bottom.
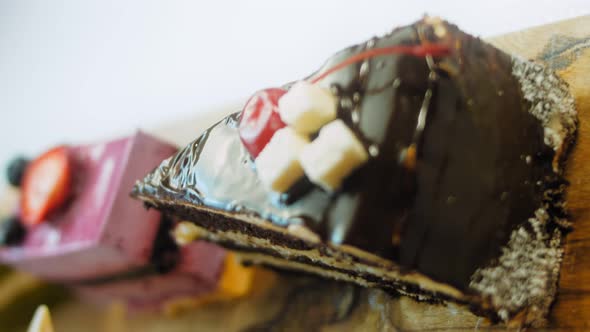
255, 127, 310, 192
278, 81, 337, 134
300, 120, 368, 191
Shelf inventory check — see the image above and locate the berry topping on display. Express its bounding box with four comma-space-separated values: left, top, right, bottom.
20, 146, 72, 226
239, 88, 287, 158
0, 216, 26, 246
5, 156, 30, 187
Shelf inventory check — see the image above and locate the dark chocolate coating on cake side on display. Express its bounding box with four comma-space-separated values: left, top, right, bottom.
133, 21, 557, 290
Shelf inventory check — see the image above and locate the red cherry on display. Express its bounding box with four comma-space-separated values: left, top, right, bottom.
239, 88, 287, 158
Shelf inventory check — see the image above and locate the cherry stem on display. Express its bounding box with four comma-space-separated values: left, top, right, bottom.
310, 43, 451, 84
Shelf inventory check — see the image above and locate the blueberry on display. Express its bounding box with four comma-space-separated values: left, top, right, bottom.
6, 156, 29, 187
0, 216, 26, 246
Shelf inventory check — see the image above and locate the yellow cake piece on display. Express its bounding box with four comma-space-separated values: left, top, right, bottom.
163, 251, 256, 316
27, 305, 54, 332
165, 221, 280, 316
173, 222, 256, 300
214, 252, 256, 299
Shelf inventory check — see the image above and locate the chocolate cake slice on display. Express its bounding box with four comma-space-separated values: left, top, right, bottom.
132, 18, 577, 325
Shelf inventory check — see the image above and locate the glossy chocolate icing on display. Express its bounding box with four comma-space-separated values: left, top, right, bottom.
133, 21, 560, 290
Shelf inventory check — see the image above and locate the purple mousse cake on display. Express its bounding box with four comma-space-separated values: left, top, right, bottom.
0, 131, 228, 308
74, 242, 226, 309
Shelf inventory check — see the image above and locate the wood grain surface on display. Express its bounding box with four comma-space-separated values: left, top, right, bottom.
486, 15, 590, 331
2, 15, 589, 332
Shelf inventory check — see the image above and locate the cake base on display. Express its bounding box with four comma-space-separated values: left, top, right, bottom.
139, 199, 517, 321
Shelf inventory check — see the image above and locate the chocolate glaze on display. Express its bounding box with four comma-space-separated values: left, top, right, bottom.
133, 21, 560, 291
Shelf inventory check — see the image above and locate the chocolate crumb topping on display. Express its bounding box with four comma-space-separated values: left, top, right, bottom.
470, 208, 563, 322
512, 57, 576, 153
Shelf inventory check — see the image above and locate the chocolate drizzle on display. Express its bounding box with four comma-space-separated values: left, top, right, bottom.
133, 19, 572, 297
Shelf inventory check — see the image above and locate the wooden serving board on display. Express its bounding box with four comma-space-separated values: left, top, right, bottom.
4, 15, 590, 332
487, 15, 590, 331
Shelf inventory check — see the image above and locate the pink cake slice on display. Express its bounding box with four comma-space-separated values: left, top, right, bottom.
0, 131, 180, 280
74, 242, 226, 310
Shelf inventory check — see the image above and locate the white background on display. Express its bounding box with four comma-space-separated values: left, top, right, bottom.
0, 0, 588, 188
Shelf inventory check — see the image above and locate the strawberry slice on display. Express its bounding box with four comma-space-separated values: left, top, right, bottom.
238, 88, 287, 158
20, 146, 72, 226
